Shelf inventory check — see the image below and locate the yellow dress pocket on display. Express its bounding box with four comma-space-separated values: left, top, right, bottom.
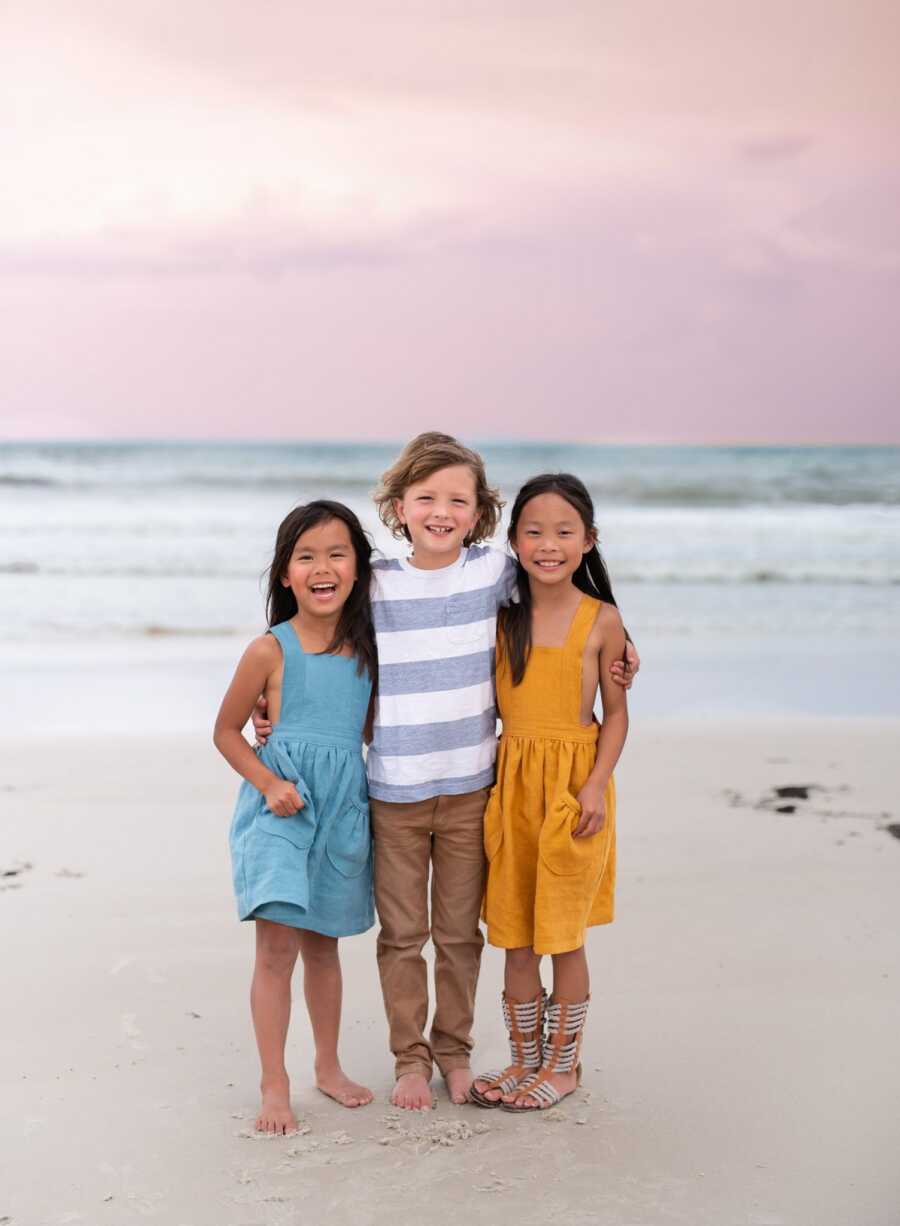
539, 792, 606, 878
483, 786, 504, 861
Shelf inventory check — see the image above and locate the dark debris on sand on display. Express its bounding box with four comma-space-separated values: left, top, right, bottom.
1, 860, 32, 877
724, 785, 896, 840
0, 860, 33, 891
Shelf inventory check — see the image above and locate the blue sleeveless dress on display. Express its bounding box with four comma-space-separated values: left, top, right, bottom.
229, 620, 374, 938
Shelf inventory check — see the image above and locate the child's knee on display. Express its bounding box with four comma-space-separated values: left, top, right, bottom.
376, 920, 430, 953
255, 921, 299, 975
298, 931, 339, 969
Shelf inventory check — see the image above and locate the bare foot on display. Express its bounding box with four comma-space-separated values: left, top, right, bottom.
444, 1067, 474, 1105
316, 1063, 374, 1108
256, 1076, 298, 1134
502, 1068, 578, 1110
390, 1071, 432, 1111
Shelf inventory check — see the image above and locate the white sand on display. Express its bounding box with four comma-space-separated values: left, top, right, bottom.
2, 721, 899, 1225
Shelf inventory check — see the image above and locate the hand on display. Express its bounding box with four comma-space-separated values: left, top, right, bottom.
264, 778, 303, 817
609, 640, 640, 690
573, 781, 606, 837
252, 695, 272, 745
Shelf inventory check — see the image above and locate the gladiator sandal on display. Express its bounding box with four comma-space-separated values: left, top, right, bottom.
501, 995, 589, 1112
468, 989, 546, 1108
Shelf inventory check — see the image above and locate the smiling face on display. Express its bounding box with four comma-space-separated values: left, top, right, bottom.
510, 491, 594, 587
281, 517, 357, 620
393, 463, 480, 569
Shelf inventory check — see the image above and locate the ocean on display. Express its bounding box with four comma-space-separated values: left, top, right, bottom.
2, 441, 898, 729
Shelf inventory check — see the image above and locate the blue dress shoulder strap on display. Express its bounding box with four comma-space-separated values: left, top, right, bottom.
268, 621, 306, 723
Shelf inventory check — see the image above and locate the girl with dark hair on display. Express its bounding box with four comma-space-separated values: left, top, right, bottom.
470, 474, 629, 1112
214, 501, 377, 1133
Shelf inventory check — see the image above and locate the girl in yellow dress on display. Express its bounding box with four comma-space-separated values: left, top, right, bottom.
470, 474, 629, 1112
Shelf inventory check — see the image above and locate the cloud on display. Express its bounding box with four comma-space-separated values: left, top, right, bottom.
739, 134, 814, 162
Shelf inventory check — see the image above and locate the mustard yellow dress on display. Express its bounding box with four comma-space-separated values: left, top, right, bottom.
483, 594, 616, 955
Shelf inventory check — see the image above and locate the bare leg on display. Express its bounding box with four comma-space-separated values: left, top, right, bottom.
298, 929, 373, 1108
251, 919, 301, 1134
552, 944, 589, 1002
502, 945, 589, 1105
505, 945, 543, 1000
472, 946, 542, 1103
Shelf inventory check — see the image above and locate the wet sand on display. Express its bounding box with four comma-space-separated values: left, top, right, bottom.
1, 721, 898, 1225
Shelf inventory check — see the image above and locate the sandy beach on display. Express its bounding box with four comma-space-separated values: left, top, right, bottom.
2, 719, 898, 1226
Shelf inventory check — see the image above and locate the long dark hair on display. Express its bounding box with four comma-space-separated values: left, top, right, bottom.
498, 473, 618, 686
265, 500, 377, 682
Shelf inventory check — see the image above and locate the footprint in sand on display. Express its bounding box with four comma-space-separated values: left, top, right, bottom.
121, 1013, 147, 1051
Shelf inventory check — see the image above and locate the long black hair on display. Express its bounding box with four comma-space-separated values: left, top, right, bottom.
265, 500, 377, 682
498, 473, 619, 686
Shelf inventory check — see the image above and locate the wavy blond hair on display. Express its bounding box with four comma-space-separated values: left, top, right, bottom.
374, 432, 503, 545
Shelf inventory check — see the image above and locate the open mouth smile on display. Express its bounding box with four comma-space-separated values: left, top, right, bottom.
309, 582, 338, 600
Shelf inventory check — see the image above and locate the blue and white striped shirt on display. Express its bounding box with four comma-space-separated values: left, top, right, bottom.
367, 545, 517, 804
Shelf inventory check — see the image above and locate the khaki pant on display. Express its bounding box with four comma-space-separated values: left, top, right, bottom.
370, 787, 489, 1080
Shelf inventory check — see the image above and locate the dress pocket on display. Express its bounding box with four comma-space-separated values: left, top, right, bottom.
256, 803, 316, 851
326, 802, 371, 878
538, 791, 604, 877
256, 775, 316, 851
483, 785, 503, 861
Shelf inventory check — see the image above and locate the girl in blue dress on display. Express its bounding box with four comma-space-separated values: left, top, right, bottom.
214, 500, 377, 1134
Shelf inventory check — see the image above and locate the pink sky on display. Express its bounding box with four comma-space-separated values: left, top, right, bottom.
2, 1, 899, 443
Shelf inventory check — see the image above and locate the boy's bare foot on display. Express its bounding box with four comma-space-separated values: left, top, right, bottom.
316, 1063, 374, 1108
390, 1071, 432, 1111
444, 1067, 474, 1105
256, 1077, 298, 1134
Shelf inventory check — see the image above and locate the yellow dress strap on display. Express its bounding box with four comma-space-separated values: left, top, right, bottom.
564, 594, 602, 660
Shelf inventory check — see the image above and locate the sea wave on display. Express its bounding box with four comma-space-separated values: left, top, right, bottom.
0, 475, 55, 488
3, 560, 898, 585
1, 472, 896, 505
1, 442, 897, 506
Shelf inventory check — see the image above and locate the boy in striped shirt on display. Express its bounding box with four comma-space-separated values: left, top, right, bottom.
368, 434, 636, 1110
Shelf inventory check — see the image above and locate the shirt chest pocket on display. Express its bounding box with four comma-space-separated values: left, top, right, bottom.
444, 592, 492, 649
445, 620, 484, 649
